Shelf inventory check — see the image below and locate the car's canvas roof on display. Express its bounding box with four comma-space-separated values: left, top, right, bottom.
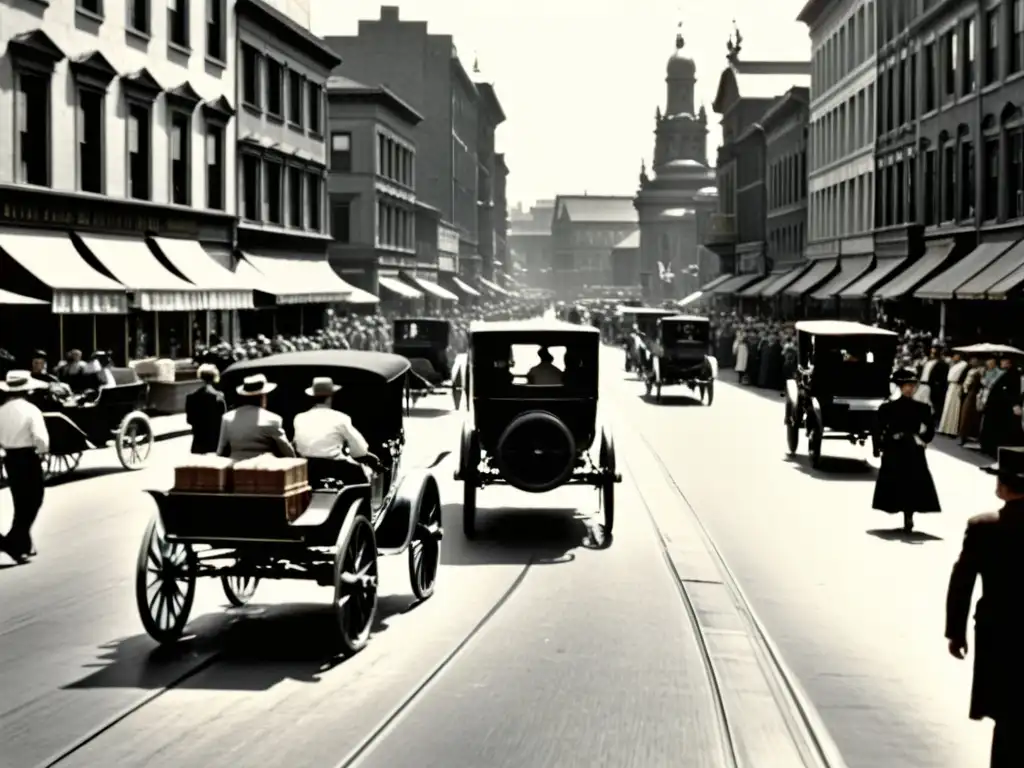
470, 319, 599, 335
394, 317, 448, 325
616, 305, 674, 315
663, 314, 709, 323
795, 320, 897, 337
224, 350, 411, 381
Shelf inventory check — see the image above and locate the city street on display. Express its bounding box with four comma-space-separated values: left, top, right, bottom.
0, 346, 996, 768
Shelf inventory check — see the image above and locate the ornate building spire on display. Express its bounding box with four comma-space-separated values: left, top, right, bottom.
675, 20, 684, 49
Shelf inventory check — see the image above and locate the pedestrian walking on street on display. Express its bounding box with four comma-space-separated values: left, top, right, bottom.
945, 446, 1024, 768
185, 363, 226, 454
872, 368, 941, 532
0, 370, 50, 564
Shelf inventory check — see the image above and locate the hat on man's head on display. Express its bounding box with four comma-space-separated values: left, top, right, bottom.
305, 376, 341, 397
236, 373, 276, 396
891, 368, 919, 385
0, 370, 45, 392
31, 349, 47, 359
982, 446, 1024, 480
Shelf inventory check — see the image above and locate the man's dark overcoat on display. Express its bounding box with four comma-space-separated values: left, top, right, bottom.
185, 383, 226, 454
872, 396, 941, 513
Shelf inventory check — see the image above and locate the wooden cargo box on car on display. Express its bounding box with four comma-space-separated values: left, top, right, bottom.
173, 456, 235, 492
231, 456, 309, 495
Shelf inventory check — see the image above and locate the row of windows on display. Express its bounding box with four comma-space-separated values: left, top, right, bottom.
239, 152, 323, 231
812, 0, 876, 99
240, 43, 323, 134
809, 84, 874, 170
768, 150, 807, 210
877, 127, 1024, 228
77, 0, 227, 63
375, 200, 414, 250
768, 223, 806, 261
376, 132, 413, 187
15, 68, 227, 208
808, 173, 874, 240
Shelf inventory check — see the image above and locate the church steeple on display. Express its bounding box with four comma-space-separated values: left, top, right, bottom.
652, 17, 709, 172
665, 20, 695, 117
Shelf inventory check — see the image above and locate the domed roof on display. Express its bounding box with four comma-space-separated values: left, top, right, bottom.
667, 33, 695, 77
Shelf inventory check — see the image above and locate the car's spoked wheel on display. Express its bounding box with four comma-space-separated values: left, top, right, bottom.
42, 452, 82, 481
334, 516, 378, 654
222, 573, 260, 606
117, 415, 153, 469
135, 517, 196, 644
409, 486, 442, 600
704, 381, 714, 406
808, 424, 823, 468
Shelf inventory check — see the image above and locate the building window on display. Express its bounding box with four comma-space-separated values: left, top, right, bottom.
923, 43, 936, 111
960, 140, 974, 220
963, 18, 976, 94
331, 132, 351, 171
984, 137, 999, 219
1008, 128, 1024, 218
129, 0, 149, 34
943, 30, 957, 97
266, 59, 283, 117
1013, 0, 1024, 74
908, 53, 917, 121
77, 89, 103, 193
205, 123, 224, 210
307, 82, 322, 133
985, 10, 999, 85
287, 166, 303, 226
923, 150, 936, 225
264, 161, 282, 224
241, 153, 260, 220
16, 72, 49, 187
206, 0, 224, 60
170, 111, 190, 204
943, 144, 955, 220
331, 200, 351, 242
288, 71, 303, 125
307, 173, 322, 230
168, 0, 189, 48
242, 45, 261, 108
78, 0, 102, 16
895, 163, 904, 223
907, 156, 916, 222
127, 103, 151, 200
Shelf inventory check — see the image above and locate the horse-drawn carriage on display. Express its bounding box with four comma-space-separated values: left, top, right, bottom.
616, 306, 675, 373
136, 351, 443, 653
392, 318, 465, 411
455, 320, 620, 539
785, 321, 898, 468
643, 315, 717, 404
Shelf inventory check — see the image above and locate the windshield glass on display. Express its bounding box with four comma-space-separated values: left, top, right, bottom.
662, 321, 709, 346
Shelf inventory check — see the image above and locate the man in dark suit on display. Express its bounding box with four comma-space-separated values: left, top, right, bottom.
185, 363, 226, 454
945, 445, 1024, 767
216, 374, 295, 461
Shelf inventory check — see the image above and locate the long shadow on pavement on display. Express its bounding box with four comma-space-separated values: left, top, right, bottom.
407, 407, 454, 419
866, 527, 943, 544
784, 454, 878, 481
62, 595, 417, 692
640, 393, 703, 407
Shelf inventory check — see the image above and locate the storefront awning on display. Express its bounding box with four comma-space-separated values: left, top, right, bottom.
0, 229, 127, 314
738, 271, 782, 297
0, 288, 46, 305
954, 239, 1024, 299
698, 274, 733, 291
378, 275, 422, 299
986, 258, 1024, 299
784, 259, 837, 296
809, 255, 873, 299
78, 234, 209, 311
478, 276, 511, 296
151, 237, 254, 310
343, 286, 380, 304
677, 290, 703, 307
451, 276, 481, 297
712, 273, 761, 295
401, 273, 459, 301
760, 264, 809, 298
915, 240, 1014, 300
874, 241, 954, 300
239, 252, 354, 304
839, 257, 907, 299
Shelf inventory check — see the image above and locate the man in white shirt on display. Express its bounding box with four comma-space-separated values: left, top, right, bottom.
527, 347, 563, 385
0, 370, 50, 564
293, 377, 382, 474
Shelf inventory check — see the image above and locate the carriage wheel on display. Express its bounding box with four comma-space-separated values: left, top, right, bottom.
221, 574, 260, 607
42, 452, 83, 481
409, 483, 442, 600
334, 515, 379, 654
808, 423, 823, 468
786, 418, 800, 455
452, 382, 462, 411
644, 377, 653, 397
462, 480, 477, 539
135, 517, 197, 644
116, 413, 153, 470
704, 380, 714, 406
598, 431, 616, 536
655, 381, 663, 403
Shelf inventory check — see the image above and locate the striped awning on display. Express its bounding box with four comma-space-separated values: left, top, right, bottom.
378, 276, 422, 298
450, 276, 481, 297
478, 276, 511, 296
150, 237, 254, 310
239, 252, 354, 304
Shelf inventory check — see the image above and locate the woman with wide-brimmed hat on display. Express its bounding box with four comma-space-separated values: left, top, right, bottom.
873, 368, 941, 532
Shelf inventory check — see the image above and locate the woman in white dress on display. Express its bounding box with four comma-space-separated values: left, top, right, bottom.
938, 351, 968, 435
734, 326, 749, 381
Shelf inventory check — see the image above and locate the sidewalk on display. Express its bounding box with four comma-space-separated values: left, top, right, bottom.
150, 412, 190, 442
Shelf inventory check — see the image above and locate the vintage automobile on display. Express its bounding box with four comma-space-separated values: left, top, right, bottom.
643, 315, 717, 404
392, 318, 464, 410
785, 320, 898, 468
455, 320, 620, 538
616, 306, 675, 373
136, 350, 443, 653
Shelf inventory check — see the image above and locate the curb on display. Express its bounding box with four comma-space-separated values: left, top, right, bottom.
153, 428, 190, 443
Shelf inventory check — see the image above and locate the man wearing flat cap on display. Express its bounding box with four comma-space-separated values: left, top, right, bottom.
185, 363, 226, 454
945, 446, 1024, 767
216, 374, 295, 461
293, 377, 382, 474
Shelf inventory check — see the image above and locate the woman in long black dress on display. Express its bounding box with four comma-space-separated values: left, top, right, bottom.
873, 368, 942, 531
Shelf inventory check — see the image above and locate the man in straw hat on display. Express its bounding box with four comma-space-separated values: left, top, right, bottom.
945, 446, 1024, 767
0, 370, 50, 564
185, 363, 226, 454
216, 374, 295, 461
293, 377, 382, 473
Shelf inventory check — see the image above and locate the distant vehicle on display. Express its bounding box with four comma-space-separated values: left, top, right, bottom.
391, 318, 464, 410
455, 320, 620, 539
785, 320, 898, 468
137, 351, 442, 653
643, 315, 717, 404
615, 306, 675, 372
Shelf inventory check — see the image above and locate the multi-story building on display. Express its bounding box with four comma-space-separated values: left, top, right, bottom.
475, 80, 505, 283
0, 0, 243, 361
550, 196, 637, 299
797, 0, 878, 296
704, 28, 812, 301
508, 200, 554, 290
323, 7, 490, 286
493, 152, 511, 284
634, 27, 718, 302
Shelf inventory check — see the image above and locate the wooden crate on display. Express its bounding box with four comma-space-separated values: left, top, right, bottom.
173, 456, 234, 492
232, 457, 308, 495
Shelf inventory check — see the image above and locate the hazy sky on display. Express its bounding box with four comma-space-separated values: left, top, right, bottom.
311, 0, 810, 208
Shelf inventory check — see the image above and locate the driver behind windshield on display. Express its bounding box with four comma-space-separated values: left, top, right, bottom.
527, 346, 563, 385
